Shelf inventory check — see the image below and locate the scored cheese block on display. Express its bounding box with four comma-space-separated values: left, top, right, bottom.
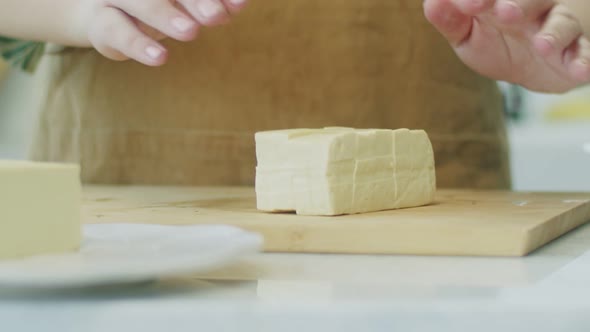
255, 128, 436, 216
0, 161, 82, 259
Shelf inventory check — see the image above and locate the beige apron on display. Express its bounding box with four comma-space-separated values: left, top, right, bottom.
0, 59, 7, 84
29, 0, 512, 189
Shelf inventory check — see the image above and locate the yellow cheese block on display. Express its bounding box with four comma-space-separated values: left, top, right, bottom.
0, 161, 82, 259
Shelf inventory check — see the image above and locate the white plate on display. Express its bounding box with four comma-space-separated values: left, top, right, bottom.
0, 224, 263, 289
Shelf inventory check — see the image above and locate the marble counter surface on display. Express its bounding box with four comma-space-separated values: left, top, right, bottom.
2, 219, 590, 331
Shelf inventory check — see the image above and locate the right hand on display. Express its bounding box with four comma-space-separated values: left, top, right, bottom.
424, 0, 590, 93
78, 0, 247, 66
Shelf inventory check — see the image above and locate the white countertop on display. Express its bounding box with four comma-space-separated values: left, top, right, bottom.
2, 221, 590, 331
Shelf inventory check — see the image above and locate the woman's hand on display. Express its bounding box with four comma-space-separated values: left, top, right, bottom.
425, 0, 590, 93
80, 0, 246, 66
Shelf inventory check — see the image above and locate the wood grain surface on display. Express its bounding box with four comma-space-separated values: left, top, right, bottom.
83, 186, 590, 256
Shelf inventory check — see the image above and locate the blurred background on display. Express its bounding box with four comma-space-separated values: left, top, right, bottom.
499, 83, 590, 192
1, 58, 590, 192
0, 59, 37, 160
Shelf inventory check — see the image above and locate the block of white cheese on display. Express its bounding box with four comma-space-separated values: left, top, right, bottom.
0, 161, 82, 259
255, 128, 436, 216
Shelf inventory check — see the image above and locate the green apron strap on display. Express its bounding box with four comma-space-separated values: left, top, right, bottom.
0, 37, 45, 73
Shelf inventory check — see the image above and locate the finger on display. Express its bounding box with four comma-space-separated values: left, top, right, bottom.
177, 0, 230, 26
221, 0, 248, 14
534, 5, 583, 57
89, 7, 167, 66
568, 38, 590, 83
450, 0, 495, 15
424, 0, 473, 47
494, 0, 554, 24
107, 0, 198, 41
134, 20, 168, 41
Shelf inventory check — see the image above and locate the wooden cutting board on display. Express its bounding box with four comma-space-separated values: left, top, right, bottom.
83, 186, 590, 257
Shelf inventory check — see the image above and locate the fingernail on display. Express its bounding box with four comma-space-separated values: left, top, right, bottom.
497, 0, 524, 21
145, 46, 163, 59
469, 0, 483, 9
229, 0, 246, 5
542, 35, 556, 48
506, 1, 522, 11
171, 17, 194, 32
198, 0, 224, 18
501, 0, 517, 7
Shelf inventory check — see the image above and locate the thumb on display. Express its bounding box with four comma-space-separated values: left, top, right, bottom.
558, 0, 590, 38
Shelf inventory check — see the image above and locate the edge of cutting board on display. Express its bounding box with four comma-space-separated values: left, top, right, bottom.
83, 186, 590, 257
